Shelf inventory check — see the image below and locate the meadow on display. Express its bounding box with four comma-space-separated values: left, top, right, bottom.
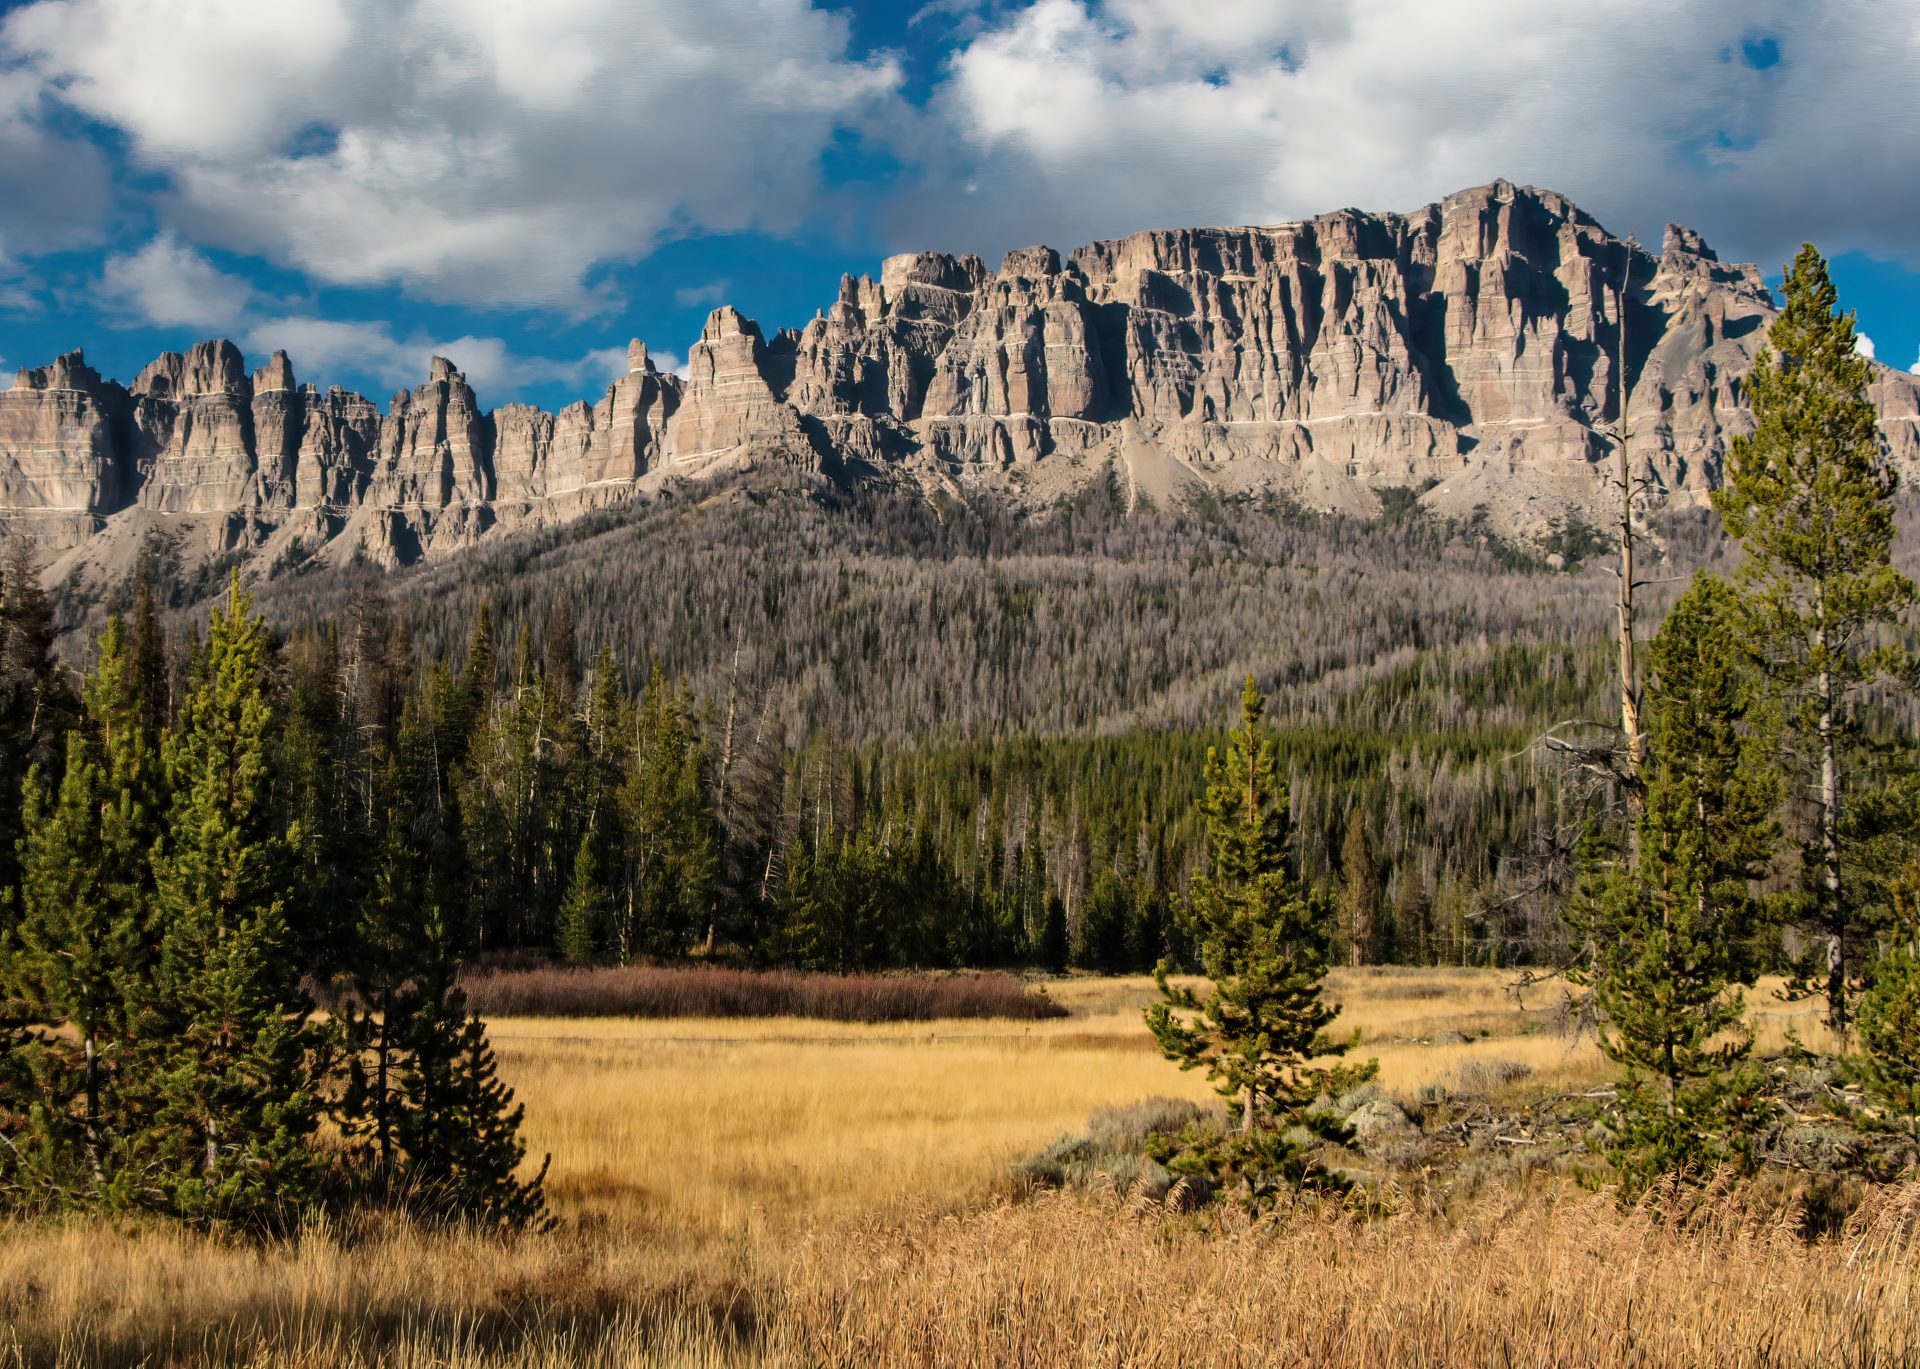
1, 969, 1905, 1368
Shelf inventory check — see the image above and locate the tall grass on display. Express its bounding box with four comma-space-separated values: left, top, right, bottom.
6, 1183, 1915, 1366
455, 964, 1067, 1022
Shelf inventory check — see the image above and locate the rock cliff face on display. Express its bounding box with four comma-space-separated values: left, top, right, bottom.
5, 181, 1917, 573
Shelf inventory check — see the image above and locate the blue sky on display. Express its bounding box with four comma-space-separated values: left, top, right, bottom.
0, 0, 1915, 412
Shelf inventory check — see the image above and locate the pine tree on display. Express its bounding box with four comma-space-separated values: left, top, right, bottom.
0, 541, 72, 906
620, 666, 717, 957
1038, 891, 1068, 975
1337, 808, 1380, 967
1857, 872, 1920, 1138
557, 832, 609, 964
1713, 244, 1916, 1040
127, 569, 171, 737
1575, 575, 1780, 1187
145, 577, 324, 1228
543, 600, 579, 707
3, 617, 169, 1207
336, 754, 547, 1228
392, 906, 549, 1230
1145, 678, 1374, 1207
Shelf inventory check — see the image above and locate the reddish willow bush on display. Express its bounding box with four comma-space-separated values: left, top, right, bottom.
451, 963, 1069, 1023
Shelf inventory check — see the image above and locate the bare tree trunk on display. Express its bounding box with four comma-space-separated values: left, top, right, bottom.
707, 639, 741, 957
83, 1033, 102, 1182
1818, 640, 1846, 1041
1614, 243, 1644, 846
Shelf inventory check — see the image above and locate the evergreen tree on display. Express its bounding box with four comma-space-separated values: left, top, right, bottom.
338, 749, 547, 1229
3, 617, 169, 1207
1072, 868, 1133, 972
557, 832, 609, 964
127, 569, 171, 737
1145, 678, 1374, 1207
1857, 873, 1920, 1138
145, 577, 323, 1227
0, 541, 71, 905
393, 914, 549, 1230
1337, 808, 1380, 967
1038, 891, 1068, 975
1713, 244, 1916, 1039
1575, 575, 1780, 1188
619, 666, 717, 957
543, 600, 579, 707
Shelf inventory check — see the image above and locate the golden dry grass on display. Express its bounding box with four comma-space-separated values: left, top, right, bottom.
0, 967, 1898, 1367
6, 1183, 1916, 1366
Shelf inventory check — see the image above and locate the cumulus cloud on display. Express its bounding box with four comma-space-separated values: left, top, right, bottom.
1857, 333, 1877, 361
100, 233, 254, 330
240, 316, 643, 400
2, 0, 901, 311
903, 0, 1920, 270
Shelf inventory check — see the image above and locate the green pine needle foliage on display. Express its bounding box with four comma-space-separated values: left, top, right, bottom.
1714, 242, 1916, 1037
1574, 574, 1781, 1189
144, 577, 324, 1229
1146, 677, 1376, 1208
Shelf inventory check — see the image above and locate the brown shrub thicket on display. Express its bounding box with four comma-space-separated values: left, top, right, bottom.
456, 963, 1068, 1022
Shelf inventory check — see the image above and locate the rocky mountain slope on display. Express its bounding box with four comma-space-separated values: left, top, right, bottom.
5, 181, 1917, 576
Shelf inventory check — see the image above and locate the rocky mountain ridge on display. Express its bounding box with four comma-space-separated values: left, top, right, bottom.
4, 180, 1917, 575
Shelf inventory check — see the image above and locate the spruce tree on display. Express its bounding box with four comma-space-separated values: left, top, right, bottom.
620, 666, 717, 957
1576, 575, 1780, 1187
1713, 244, 1915, 1039
1038, 891, 1068, 975
4, 617, 169, 1206
1337, 809, 1380, 967
146, 577, 323, 1228
1857, 877, 1920, 1138
556, 832, 609, 964
391, 904, 549, 1230
12, 743, 132, 1192
0, 541, 71, 905
1145, 678, 1374, 1207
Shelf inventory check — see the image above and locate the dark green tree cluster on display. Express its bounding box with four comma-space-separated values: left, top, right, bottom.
1578, 246, 1920, 1188
0, 574, 543, 1230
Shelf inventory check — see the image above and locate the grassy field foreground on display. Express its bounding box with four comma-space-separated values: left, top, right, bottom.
2, 968, 1904, 1367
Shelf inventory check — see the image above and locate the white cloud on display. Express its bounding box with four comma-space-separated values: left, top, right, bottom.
100, 233, 254, 330
239, 316, 654, 401
904, 0, 1920, 272
674, 280, 731, 310
2, 0, 901, 312
1857, 333, 1877, 361
0, 68, 109, 253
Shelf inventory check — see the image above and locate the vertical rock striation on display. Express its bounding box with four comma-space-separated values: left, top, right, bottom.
4, 182, 1918, 571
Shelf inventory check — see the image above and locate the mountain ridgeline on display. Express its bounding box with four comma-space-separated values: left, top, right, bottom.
7, 181, 1920, 583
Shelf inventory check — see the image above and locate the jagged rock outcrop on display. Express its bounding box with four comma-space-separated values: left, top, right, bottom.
0, 351, 128, 542
6, 181, 1919, 574
671, 308, 817, 473
131, 339, 257, 517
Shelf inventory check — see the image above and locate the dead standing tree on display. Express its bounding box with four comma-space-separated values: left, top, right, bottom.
1509, 235, 1665, 1020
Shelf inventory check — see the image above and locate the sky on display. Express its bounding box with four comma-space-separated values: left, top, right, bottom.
0, 0, 1915, 412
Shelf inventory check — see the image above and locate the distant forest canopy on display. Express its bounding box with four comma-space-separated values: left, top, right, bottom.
33, 467, 1920, 970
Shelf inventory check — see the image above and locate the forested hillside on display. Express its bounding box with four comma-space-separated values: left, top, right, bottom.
31, 446, 1919, 973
